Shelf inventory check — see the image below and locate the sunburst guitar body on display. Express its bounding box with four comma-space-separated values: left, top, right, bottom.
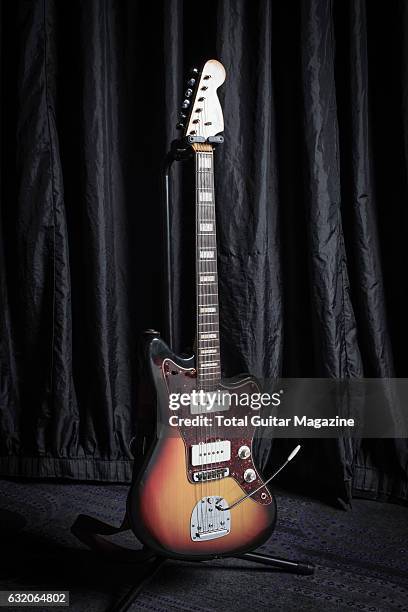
127, 337, 276, 560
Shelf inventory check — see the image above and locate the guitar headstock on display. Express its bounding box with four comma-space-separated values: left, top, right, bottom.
176, 60, 226, 140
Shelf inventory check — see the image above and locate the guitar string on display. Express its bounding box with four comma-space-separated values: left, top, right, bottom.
197, 149, 206, 534
210, 147, 222, 526
201, 147, 213, 531
203, 98, 213, 521
197, 149, 204, 528
199, 148, 209, 532
203, 150, 209, 533
194, 150, 200, 535
206, 146, 219, 529
198, 148, 207, 531
210, 146, 222, 528
200, 147, 209, 527
209, 147, 221, 531
204, 146, 215, 530
204, 148, 213, 532
200, 103, 218, 520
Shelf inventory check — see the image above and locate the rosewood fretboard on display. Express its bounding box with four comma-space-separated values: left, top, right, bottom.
194, 144, 221, 391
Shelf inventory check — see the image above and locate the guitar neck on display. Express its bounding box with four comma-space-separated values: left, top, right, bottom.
194, 144, 221, 390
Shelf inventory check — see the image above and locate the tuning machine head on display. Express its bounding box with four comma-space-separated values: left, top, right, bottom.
175, 60, 226, 138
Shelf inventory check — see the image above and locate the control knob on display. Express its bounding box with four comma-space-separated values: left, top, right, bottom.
238, 445, 251, 460
243, 468, 256, 483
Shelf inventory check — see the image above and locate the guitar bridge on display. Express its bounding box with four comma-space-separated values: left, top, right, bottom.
192, 467, 229, 482
190, 497, 231, 541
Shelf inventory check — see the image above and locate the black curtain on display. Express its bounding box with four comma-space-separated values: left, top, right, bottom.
0, 0, 407, 505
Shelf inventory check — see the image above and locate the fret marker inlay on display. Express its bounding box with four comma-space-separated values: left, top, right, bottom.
200, 250, 215, 259
200, 223, 213, 232
200, 275, 215, 282
199, 192, 213, 202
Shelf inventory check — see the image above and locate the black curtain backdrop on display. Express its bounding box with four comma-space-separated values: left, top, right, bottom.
0, 0, 407, 505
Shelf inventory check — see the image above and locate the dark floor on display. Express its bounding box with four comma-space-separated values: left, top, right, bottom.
0, 479, 407, 612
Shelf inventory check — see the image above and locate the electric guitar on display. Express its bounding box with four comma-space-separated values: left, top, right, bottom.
127, 60, 277, 560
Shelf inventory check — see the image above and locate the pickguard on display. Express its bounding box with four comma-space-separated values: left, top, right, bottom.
161, 358, 272, 506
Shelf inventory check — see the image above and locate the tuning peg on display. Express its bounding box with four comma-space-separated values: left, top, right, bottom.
185, 88, 193, 98
176, 122, 185, 130
187, 78, 196, 87
179, 112, 187, 120
181, 99, 190, 109
190, 67, 199, 76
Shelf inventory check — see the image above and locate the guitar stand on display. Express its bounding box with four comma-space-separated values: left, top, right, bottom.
102, 138, 315, 611
71, 136, 315, 611
110, 548, 314, 612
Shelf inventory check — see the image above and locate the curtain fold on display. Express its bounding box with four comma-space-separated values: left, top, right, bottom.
0, 0, 407, 505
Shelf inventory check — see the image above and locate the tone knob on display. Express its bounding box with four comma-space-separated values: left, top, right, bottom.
238, 445, 251, 460
244, 468, 256, 483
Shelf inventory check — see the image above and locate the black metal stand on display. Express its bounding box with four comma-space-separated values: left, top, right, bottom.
109, 550, 314, 612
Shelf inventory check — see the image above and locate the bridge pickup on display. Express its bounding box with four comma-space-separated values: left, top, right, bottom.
191, 440, 231, 466
192, 467, 230, 482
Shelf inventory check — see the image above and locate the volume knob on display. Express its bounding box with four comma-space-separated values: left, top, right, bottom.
238, 445, 251, 459
244, 468, 256, 483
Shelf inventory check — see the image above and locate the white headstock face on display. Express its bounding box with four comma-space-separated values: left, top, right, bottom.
177, 60, 226, 140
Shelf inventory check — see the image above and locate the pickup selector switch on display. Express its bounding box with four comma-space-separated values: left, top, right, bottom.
243, 468, 256, 483
238, 445, 251, 460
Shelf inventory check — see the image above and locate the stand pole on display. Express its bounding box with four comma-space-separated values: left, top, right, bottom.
235, 551, 314, 575
109, 557, 166, 612
163, 153, 175, 350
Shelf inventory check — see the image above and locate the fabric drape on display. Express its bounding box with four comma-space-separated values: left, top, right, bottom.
0, 0, 407, 504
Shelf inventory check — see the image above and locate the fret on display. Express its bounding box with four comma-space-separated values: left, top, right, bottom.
199, 372, 221, 378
